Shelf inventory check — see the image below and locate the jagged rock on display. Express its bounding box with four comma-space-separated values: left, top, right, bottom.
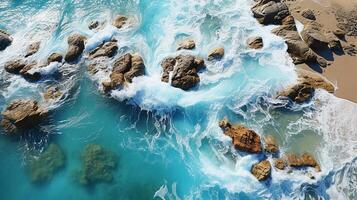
247, 36, 263, 49
78, 144, 117, 186
25, 41, 41, 57
208, 47, 225, 61
285, 153, 321, 172
277, 68, 334, 103
301, 9, 316, 20
28, 144, 65, 183
251, 160, 271, 181
0, 30, 12, 51
112, 15, 127, 29
124, 54, 145, 83
1, 100, 48, 134
4, 59, 26, 74
43, 87, 63, 102
20, 62, 43, 82
47, 53, 63, 64
89, 41, 118, 59
251, 0, 290, 25
161, 55, 205, 90
274, 158, 286, 170
177, 39, 196, 50
326, 34, 343, 52
219, 118, 262, 153
301, 23, 329, 50
278, 15, 297, 31
333, 29, 346, 38
316, 56, 327, 68
89, 21, 99, 30
65, 34, 86, 63
264, 135, 279, 153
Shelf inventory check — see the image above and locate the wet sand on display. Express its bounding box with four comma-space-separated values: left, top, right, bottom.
285, 0, 357, 102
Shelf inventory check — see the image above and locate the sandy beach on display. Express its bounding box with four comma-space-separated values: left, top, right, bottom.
285, 0, 357, 102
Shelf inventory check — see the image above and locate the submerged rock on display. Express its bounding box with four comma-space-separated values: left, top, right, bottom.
78, 144, 117, 186
43, 87, 63, 102
251, 160, 271, 181
47, 53, 63, 64
112, 15, 128, 29
4, 59, 26, 74
177, 39, 196, 50
277, 68, 334, 103
65, 33, 86, 63
247, 36, 263, 49
28, 144, 65, 183
285, 153, 321, 172
25, 41, 41, 57
89, 40, 118, 59
219, 118, 262, 153
0, 30, 12, 51
208, 47, 225, 61
161, 54, 205, 90
1, 100, 48, 134
251, 0, 290, 25
89, 21, 99, 30
264, 135, 279, 153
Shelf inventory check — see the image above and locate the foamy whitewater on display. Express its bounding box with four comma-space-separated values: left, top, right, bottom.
0, 0, 356, 199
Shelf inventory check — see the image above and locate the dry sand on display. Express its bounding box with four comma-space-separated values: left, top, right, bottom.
285, 0, 357, 102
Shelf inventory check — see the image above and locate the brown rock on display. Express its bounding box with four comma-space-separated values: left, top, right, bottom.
219, 118, 262, 153
113, 53, 132, 73
0, 30, 12, 51
208, 47, 225, 61
264, 135, 279, 153
47, 53, 63, 64
285, 153, 321, 172
1, 100, 48, 134
43, 87, 63, 102
177, 39, 196, 50
89, 41, 118, 59
25, 41, 41, 57
301, 9, 316, 20
301, 23, 329, 50
251, 160, 271, 181
65, 34, 86, 63
19, 62, 43, 82
247, 36, 263, 49
274, 158, 286, 170
124, 54, 145, 83
4, 59, 26, 74
251, 0, 290, 25
112, 15, 127, 29
333, 29, 346, 38
161, 57, 176, 82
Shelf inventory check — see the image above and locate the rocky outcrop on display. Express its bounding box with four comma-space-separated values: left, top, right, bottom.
19, 62, 43, 82
177, 39, 196, 50
112, 15, 127, 29
0, 30, 12, 51
251, 160, 271, 181
161, 55, 205, 90
301, 9, 316, 20
251, 0, 290, 25
208, 47, 225, 61
274, 158, 286, 170
1, 100, 48, 134
89, 41, 118, 59
64, 34, 86, 63
278, 68, 334, 103
247, 36, 263, 49
264, 135, 279, 153
285, 153, 321, 172
219, 118, 262, 153
301, 23, 329, 50
47, 53, 63, 64
4, 59, 26, 74
102, 53, 145, 92
25, 41, 41, 57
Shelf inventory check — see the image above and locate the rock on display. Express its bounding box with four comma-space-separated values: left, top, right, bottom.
4, 59, 26, 74
333, 29, 346, 38
28, 144, 65, 183
124, 54, 145, 83
177, 39, 196, 50
316, 56, 327, 68
277, 68, 334, 103
264, 135, 279, 153
43, 87, 63, 102
112, 15, 127, 29
247, 36, 263, 49
25, 41, 41, 57
285, 153, 321, 172
208, 47, 225, 61
113, 53, 132, 74
89, 21, 99, 30
1, 100, 48, 134
0, 30, 12, 51
89, 41, 118, 59
219, 118, 262, 153
47, 53, 63, 64
19, 62, 43, 82
301, 9, 316, 20
65, 34, 86, 63
161, 55, 205, 90
274, 158, 286, 170
301, 23, 329, 50
326, 34, 343, 52
78, 144, 117, 186
251, 0, 290, 25
251, 160, 271, 181
282, 32, 318, 63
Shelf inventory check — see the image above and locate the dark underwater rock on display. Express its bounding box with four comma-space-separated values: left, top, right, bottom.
78, 144, 118, 186
0, 30, 12, 51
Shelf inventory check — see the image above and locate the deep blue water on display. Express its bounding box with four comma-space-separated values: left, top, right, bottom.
0, 0, 357, 199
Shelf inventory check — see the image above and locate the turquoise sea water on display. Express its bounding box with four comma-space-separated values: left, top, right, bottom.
1, 0, 357, 199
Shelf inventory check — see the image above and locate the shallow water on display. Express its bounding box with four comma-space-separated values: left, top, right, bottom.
0, 0, 357, 199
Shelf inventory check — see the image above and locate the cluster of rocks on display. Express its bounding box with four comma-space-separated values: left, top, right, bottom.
219, 118, 321, 181
335, 8, 357, 37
